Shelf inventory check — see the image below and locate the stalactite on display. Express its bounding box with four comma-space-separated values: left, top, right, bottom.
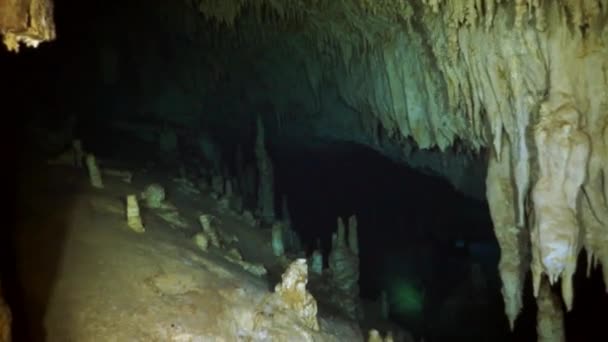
530, 95, 590, 311
486, 138, 529, 330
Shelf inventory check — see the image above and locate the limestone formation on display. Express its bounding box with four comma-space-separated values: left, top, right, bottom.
368, 329, 382, 342
141, 183, 166, 208
102, 169, 133, 183
85, 154, 103, 189
271, 222, 285, 257
255, 115, 275, 223
0, 0, 56, 52
158, 126, 178, 162
328, 216, 361, 320
348, 214, 359, 255
211, 174, 224, 195
217, 196, 230, 212
192, 232, 209, 252
486, 141, 529, 330
199, 214, 221, 248
530, 95, 590, 312
272, 259, 319, 331
536, 279, 565, 342
310, 249, 323, 275
72, 139, 84, 167
242, 210, 257, 227
126, 195, 145, 233
380, 290, 389, 319
224, 179, 233, 197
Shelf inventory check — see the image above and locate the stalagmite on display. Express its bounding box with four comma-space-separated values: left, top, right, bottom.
192, 232, 209, 252
348, 214, 359, 255
530, 96, 590, 311
255, 115, 276, 223
126, 195, 145, 233
211, 174, 224, 195
536, 278, 565, 342
272, 222, 285, 257
271, 259, 319, 331
310, 249, 323, 275
335, 217, 346, 248
141, 183, 166, 208
368, 330, 383, 342
199, 215, 221, 248
225, 179, 233, 197
380, 290, 389, 319
486, 138, 529, 330
72, 139, 84, 167
85, 154, 104, 189
328, 216, 361, 319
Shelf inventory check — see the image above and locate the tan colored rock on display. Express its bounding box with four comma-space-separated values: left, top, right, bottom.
126, 195, 145, 233
536, 278, 565, 342
270, 258, 319, 331
199, 215, 220, 248
0, 0, 56, 52
192, 232, 209, 252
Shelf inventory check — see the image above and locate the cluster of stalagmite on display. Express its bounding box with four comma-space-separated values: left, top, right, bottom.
328, 215, 361, 320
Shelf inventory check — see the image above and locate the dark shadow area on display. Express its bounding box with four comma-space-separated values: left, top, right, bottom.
272, 140, 532, 341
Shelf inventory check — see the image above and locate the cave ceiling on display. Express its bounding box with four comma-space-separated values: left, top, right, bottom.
3, 0, 608, 332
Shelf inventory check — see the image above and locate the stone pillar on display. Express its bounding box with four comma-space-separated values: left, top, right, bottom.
86, 154, 103, 188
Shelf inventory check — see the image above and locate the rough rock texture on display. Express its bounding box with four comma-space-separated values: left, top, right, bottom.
328, 217, 362, 320
536, 279, 566, 342
85, 154, 103, 189
265, 258, 319, 331
16, 0, 608, 331
141, 183, 166, 208
0, 0, 56, 52
486, 139, 529, 329
126, 194, 145, 233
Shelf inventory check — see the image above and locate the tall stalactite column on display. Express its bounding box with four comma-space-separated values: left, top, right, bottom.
530, 94, 590, 311
486, 138, 529, 330
255, 115, 276, 224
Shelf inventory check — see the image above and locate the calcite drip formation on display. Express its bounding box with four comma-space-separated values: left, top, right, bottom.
184, 0, 608, 333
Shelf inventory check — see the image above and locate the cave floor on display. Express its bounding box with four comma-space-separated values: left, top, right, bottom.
9, 159, 293, 341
